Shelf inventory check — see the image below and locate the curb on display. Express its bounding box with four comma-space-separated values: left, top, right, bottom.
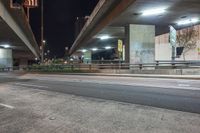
28, 72, 200, 80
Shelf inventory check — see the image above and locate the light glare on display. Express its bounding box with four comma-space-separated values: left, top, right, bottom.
105, 46, 112, 50
100, 35, 110, 40
82, 49, 87, 53
0, 44, 10, 48
92, 48, 98, 51
177, 18, 199, 25
142, 8, 166, 16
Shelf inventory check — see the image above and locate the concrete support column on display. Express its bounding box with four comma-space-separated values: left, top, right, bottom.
0, 48, 13, 68
83, 51, 92, 64
19, 58, 28, 70
125, 24, 155, 64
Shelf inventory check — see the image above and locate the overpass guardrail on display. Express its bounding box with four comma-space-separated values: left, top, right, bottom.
0, 61, 200, 72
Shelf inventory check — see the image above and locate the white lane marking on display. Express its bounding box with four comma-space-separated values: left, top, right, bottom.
177, 80, 191, 83
178, 84, 191, 87
75, 80, 200, 90
14, 83, 49, 89
0, 103, 15, 109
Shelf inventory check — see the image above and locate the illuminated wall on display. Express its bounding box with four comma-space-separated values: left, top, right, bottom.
155, 25, 200, 61
0, 48, 13, 67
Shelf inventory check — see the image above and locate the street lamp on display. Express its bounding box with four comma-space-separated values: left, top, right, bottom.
41, 0, 44, 63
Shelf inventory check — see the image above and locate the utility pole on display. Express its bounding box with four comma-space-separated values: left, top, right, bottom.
41, 0, 44, 63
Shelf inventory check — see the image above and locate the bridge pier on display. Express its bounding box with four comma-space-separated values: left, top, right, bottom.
125, 24, 155, 64
83, 51, 92, 64
19, 58, 28, 70
0, 48, 13, 68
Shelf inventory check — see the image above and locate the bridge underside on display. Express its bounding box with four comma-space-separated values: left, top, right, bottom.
0, 16, 31, 52
70, 0, 200, 64
0, 0, 40, 68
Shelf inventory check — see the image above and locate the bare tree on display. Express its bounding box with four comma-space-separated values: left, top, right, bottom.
177, 26, 198, 60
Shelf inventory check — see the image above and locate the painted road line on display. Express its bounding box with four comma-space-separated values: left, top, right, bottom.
178, 84, 191, 87
79, 81, 200, 91
0, 103, 15, 109
14, 83, 49, 89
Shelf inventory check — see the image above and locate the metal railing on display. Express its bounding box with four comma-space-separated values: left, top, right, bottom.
0, 67, 20, 72
1, 61, 200, 72
26, 61, 200, 72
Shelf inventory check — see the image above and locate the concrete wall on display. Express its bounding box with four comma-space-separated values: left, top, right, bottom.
155, 25, 200, 61
0, 48, 13, 67
126, 24, 155, 64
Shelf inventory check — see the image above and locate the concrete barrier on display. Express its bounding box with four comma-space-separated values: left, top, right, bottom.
98, 69, 200, 75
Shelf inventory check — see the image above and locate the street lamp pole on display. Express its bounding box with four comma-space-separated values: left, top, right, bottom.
27, 7, 30, 22
41, 0, 44, 63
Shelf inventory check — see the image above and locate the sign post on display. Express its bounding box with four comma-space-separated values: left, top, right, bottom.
118, 39, 123, 69
23, 0, 38, 21
118, 39, 123, 60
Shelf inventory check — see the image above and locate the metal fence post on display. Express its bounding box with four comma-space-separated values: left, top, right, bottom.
89, 64, 92, 72
71, 65, 74, 71
156, 61, 159, 66
139, 64, 143, 70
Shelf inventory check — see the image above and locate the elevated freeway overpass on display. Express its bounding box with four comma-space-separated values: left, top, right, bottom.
70, 0, 200, 64
0, 0, 40, 68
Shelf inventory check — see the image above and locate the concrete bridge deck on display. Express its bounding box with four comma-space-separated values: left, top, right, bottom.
0, 0, 40, 67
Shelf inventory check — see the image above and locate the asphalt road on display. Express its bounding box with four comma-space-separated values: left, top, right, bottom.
1, 73, 200, 114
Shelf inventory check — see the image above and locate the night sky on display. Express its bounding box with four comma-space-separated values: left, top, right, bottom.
29, 0, 99, 58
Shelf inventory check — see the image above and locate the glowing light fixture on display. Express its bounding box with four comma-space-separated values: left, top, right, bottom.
81, 49, 87, 53
99, 35, 111, 40
142, 8, 166, 16
0, 44, 10, 48
92, 48, 98, 51
105, 46, 112, 50
177, 18, 199, 25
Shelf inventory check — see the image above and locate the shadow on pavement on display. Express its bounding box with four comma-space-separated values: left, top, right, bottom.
0, 78, 33, 84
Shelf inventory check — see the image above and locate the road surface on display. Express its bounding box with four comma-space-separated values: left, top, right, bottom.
1, 73, 200, 114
